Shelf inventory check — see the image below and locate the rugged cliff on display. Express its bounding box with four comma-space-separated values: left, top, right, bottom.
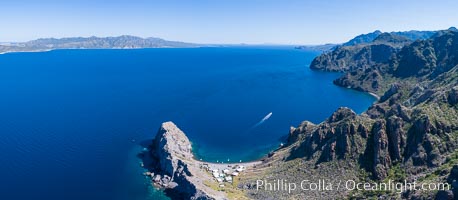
342, 29, 438, 47
143, 122, 225, 200
310, 33, 410, 73
278, 30, 458, 199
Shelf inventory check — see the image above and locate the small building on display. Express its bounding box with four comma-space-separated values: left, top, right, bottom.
225, 176, 233, 182
231, 172, 239, 176
236, 166, 246, 172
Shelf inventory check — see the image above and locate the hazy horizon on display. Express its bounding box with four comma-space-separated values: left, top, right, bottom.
1, 0, 458, 45
1, 27, 455, 46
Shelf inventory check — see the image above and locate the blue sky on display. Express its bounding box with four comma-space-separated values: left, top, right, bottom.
1, 0, 457, 44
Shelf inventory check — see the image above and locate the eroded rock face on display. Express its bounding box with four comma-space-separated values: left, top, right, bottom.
153, 122, 193, 178
380, 83, 401, 102
288, 107, 363, 162
386, 116, 405, 162
327, 107, 356, 123
445, 165, 458, 199
371, 120, 391, 179
285, 93, 456, 181
310, 33, 408, 73
448, 86, 458, 105
149, 122, 216, 200
287, 121, 315, 145
405, 116, 440, 167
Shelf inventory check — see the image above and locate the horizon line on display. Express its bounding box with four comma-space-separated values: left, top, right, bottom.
0, 35, 339, 46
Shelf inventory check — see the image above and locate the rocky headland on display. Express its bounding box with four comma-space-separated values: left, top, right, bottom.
139, 122, 225, 199
140, 122, 263, 200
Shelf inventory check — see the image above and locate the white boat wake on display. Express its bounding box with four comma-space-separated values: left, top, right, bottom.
251, 112, 273, 128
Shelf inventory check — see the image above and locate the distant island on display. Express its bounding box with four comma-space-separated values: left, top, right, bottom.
0, 35, 200, 54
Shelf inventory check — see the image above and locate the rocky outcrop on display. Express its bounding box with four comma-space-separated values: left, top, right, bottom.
342, 29, 437, 47
152, 122, 193, 178
310, 43, 398, 72
393, 40, 437, 78
446, 165, 458, 198
393, 30, 458, 78
342, 30, 382, 46
380, 83, 401, 102
146, 122, 223, 200
386, 116, 405, 162
311, 33, 411, 72
333, 67, 384, 93
371, 120, 391, 179
311, 33, 418, 94
327, 107, 356, 123
288, 107, 366, 163
287, 121, 315, 145
448, 86, 458, 105
285, 85, 456, 184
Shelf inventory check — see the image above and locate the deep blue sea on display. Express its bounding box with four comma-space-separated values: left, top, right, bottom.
0, 47, 375, 200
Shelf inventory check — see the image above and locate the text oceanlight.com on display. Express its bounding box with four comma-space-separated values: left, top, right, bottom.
255, 179, 450, 194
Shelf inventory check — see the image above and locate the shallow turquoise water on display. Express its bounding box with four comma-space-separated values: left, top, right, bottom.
0, 47, 375, 199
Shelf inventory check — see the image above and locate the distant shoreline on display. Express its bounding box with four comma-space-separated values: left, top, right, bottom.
0, 47, 203, 55
0, 49, 53, 55
0, 43, 332, 55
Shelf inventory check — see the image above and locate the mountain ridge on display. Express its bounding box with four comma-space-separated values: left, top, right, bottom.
342, 28, 444, 46
0, 35, 200, 53
266, 29, 458, 199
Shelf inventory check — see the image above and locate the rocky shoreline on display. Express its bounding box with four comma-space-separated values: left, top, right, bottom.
139, 122, 223, 199
139, 122, 264, 199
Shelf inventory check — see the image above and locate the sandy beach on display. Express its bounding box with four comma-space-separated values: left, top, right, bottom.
368, 92, 381, 100
197, 160, 262, 172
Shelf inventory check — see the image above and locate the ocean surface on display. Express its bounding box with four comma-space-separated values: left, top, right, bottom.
0, 47, 375, 200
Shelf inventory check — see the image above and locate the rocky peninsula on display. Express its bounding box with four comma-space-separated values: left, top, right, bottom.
140, 122, 263, 200
139, 122, 224, 199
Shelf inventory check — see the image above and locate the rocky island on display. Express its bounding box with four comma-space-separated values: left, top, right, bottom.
143, 28, 458, 199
